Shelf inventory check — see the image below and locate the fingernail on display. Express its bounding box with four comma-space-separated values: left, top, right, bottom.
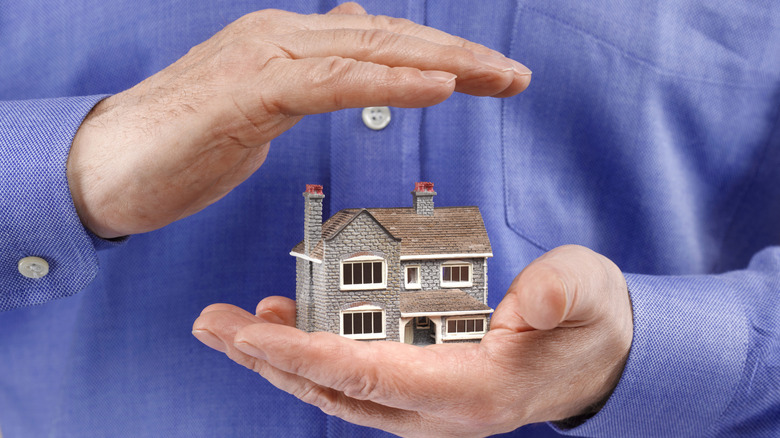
234, 341, 268, 361
421, 71, 457, 84
475, 53, 515, 72
192, 329, 226, 353
507, 58, 532, 75
560, 277, 572, 321
256, 309, 284, 325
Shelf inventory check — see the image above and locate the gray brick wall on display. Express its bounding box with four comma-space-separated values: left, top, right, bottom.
295, 258, 314, 332
412, 191, 435, 216
303, 192, 323, 255
309, 211, 402, 340
400, 257, 486, 303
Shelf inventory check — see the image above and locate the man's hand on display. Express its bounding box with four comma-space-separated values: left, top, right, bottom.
193, 245, 633, 437
67, 2, 531, 238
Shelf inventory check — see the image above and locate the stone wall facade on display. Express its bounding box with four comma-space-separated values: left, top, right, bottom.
296, 207, 491, 343
307, 211, 402, 340
302, 191, 323, 255
400, 257, 487, 303
295, 257, 314, 332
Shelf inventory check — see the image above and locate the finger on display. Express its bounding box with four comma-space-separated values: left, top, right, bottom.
255, 295, 296, 326
493, 245, 626, 331
258, 57, 457, 115
193, 305, 285, 352
200, 302, 254, 317
193, 308, 262, 353
295, 12, 506, 59
267, 29, 528, 97
491, 66, 533, 98
232, 322, 483, 410
326, 2, 367, 15
248, 357, 431, 437
306, 12, 533, 95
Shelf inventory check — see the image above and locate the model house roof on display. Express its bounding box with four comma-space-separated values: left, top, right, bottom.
399, 289, 492, 317
291, 206, 492, 260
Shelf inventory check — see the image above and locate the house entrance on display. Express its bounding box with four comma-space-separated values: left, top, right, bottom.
403, 317, 435, 345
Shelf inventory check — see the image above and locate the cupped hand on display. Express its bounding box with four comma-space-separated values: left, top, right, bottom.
193, 245, 633, 437
67, 2, 531, 238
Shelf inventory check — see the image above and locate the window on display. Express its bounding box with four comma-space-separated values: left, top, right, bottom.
405, 265, 421, 289
441, 263, 472, 287
341, 307, 385, 339
341, 256, 386, 290
444, 317, 486, 339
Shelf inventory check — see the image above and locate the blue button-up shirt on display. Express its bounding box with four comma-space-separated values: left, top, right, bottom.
1, 1, 779, 436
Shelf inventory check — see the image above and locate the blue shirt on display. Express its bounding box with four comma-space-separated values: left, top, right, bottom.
1, 1, 779, 436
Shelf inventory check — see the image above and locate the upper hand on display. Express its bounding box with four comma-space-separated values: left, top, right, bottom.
66, 2, 531, 238
193, 245, 633, 437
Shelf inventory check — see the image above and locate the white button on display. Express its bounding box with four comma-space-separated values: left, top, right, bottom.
362, 106, 391, 130
18, 256, 49, 279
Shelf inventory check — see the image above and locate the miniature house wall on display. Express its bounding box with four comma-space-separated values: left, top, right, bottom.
291, 182, 493, 345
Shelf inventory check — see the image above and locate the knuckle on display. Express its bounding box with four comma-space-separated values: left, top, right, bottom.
230, 9, 292, 35
243, 8, 287, 24
231, 12, 263, 31
370, 14, 416, 33
335, 2, 365, 14
555, 243, 591, 256
358, 28, 399, 51
227, 349, 264, 373
340, 372, 380, 400
308, 56, 363, 108
294, 383, 341, 416
320, 56, 359, 79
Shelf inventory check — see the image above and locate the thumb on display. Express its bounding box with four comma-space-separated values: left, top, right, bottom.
492, 245, 626, 331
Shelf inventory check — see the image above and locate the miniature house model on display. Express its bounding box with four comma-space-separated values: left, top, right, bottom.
291, 182, 493, 344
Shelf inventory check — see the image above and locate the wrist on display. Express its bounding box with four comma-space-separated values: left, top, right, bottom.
67, 96, 120, 238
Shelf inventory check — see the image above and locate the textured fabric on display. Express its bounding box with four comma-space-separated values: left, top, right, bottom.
1, 0, 779, 437
0, 96, 107, 309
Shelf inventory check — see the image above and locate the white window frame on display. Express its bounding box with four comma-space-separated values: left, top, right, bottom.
340, 305, 386, 340
442, 316, 487, 340
440, 261, 472, 288
340, 255, 387, 291
404, 265, 421, 290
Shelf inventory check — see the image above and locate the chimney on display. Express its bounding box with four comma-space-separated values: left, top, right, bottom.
412, 182, 436, 216
303, 184, 324, 255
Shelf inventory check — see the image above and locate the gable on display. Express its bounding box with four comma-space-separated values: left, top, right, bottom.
324, 209, 401, 244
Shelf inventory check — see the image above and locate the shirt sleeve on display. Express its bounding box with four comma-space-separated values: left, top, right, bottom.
0, 96, 122, 311
551, 246, 780, 436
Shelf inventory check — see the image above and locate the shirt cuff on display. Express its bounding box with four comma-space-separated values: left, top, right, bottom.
0, 95, 116, 311
550, 271, 749, 437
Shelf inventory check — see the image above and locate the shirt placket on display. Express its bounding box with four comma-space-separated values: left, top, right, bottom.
328, 0, 426, 214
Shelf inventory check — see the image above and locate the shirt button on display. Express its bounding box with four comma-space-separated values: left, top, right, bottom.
362, 106, 391, 130
18, 256, 49, 279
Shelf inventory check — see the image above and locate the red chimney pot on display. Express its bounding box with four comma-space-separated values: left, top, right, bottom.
414, 182, 434, 192
305, 184, 324, 195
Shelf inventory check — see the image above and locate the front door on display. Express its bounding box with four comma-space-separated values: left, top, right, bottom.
403, 320, 413, 344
